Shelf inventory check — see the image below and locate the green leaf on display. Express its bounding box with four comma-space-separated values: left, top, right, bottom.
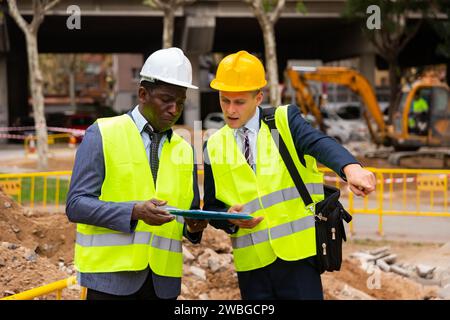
296, 1, 307, 14
263, 0, 274, 13
143, 0, 157, 8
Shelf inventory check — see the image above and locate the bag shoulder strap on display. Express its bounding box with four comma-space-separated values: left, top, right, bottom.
261, 107, 314, 208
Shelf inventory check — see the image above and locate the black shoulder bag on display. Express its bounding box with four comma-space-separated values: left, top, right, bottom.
261, 107, 352, 274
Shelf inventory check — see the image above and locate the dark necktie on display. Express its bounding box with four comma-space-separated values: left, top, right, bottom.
144, 124, 164, 185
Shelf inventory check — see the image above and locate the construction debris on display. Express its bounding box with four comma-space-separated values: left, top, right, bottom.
375, 259, 391, 272
0, 242, 79, 299
348, 245, 450, 299
390, 265, 412, 277
416, 265, 436, 279
0, 190, 446, 300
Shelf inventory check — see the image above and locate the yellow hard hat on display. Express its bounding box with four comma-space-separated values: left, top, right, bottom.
210, 51, 267, 92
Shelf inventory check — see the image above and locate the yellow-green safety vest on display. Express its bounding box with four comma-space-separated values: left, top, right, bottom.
74, 114, 194, 277
206, 105, 324, 272
409, 98, 429, 128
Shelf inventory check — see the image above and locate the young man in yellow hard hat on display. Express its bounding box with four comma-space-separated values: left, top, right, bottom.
204, 51, 376, 299
66, 47, 207, 300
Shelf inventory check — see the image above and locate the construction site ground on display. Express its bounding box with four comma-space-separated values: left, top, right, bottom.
0, 143, 449, 300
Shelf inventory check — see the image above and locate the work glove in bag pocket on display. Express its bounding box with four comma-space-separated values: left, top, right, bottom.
314, 185, 352, 274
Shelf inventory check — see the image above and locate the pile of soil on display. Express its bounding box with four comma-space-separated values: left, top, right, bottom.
181, 227, 240, 300
0, 190, 78, 299
182, 226, 439, 300
0, 191, 75, 264
0, 243, 80, 299
322, 259, 438, 300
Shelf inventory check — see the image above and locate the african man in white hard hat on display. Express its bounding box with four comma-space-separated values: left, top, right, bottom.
66, 47, 207, 300
204, 51, 376, 300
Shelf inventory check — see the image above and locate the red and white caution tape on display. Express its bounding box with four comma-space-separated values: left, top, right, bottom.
382, 177, 416, 184
0, 126, 85, 137
0, 133, 27, 140
324, 174, 450, 184
46, 127, 85, 136
0, 126, 35, 132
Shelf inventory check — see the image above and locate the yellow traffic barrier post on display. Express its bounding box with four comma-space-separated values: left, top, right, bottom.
1, 276, 77, 300
377, 172, 384, 236
80, 287, 87, 300
43, 176, 47, 209
55, 177, 60, 209
348, 192, 354, 236
389, 173, 394, 210
18, 178, 22, 205
30, 176, 35, 208
402, 173, 407, 210
445, 176, 448, 212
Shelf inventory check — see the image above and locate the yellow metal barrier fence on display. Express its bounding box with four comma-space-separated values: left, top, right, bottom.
320, 167, 450, 236
0, 171, 71, 210
0, 277, 87, 300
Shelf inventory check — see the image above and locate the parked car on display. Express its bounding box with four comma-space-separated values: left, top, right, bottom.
62, 112, 96, 143
321, 104, 369, 144
203, 112, 225, 130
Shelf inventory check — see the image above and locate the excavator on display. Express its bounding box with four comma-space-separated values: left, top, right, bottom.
286, 66, 450, 167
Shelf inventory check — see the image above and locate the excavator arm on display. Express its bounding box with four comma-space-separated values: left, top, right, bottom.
287, 66, 388, 145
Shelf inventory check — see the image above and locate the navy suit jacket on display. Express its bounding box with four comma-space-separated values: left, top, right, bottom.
66, 112, 201, 298
204, 105, 359, 234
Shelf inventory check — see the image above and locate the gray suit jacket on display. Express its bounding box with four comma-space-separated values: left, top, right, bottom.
66, 111, 201, 298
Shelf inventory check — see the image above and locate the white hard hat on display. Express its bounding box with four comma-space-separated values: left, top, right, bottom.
140, 47, 198, 89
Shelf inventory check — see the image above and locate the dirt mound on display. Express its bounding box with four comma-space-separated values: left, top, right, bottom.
322, 259, 438, 300
0, 243, 80, 299
0, 190, 78, 299
181, 226, 240, 300
182, 227, 440, 300
0, 190, 75, 264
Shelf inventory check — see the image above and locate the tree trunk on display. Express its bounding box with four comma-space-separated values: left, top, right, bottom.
162, 8, 174, 48
261, 22, 280, 107
68, 54, 76, 109
387, 59, 400, 125
26, 32, 48, 171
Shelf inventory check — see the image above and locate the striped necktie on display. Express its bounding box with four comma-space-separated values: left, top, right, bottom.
144, 124, 164, 185
239, 127, 254, 169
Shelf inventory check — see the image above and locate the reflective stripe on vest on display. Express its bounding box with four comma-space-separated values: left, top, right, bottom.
243, 185, 323, 214
76, 206, 185, 252
151, 235, 182, 253
76, 232, 182, 253
231, 215, 315, 249
77, 231, 152, 247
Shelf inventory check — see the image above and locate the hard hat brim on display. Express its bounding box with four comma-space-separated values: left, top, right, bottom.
210, 79, 267, 92
141, 75, 198, 89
